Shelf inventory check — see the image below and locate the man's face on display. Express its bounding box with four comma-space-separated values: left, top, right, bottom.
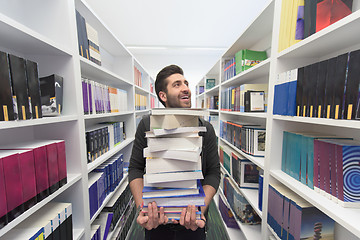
160, 73, 192, 108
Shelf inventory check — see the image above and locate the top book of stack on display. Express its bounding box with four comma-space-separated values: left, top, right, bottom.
151, 108, 209, 116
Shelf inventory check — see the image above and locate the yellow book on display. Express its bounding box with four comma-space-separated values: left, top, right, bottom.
284, 0, 294, 51
289, 0, 299, 47
278, 0, 287, 52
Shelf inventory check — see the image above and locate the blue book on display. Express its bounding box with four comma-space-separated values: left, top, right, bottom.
287, 69, 298, 116
273, 72, 289, 115
143, 183, 205, 207
258, 174, 263, 211
281, 131, 289, 173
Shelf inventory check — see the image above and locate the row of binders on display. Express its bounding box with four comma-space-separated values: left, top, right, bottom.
2, 202, 72, 240
135, 93, 147, 111
278, 0, 353, 52
0, 51, 63, 121
220, 120, 266, 157
0, 140, 67, 229
76, 10, 102, 65
141, 109, 208, 220
220, 145, 260, 190
86, 122, 126, 163
223, 49, 267, 82
221, 84, 268, 112
82, 77, 128, 115
273, 49, 360, 120
268, 183, 334, 240
134, 66, 144, 88
205, 95, 219, 110
282, 131, 360, 207
88, 152, 124, 220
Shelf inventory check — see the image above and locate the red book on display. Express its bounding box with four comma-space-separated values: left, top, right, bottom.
0, 158, 8, 229
16, 149, 37, 211
55, 140, 67, 187
0, 151, 24, 222
45, 142, 60, 194
316, 0, 352, 32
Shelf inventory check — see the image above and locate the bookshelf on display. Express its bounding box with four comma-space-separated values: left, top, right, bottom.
196, 0, 360, 239
0, 0, 158, 239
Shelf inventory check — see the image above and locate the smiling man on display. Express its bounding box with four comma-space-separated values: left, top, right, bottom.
128, 65, 220, 240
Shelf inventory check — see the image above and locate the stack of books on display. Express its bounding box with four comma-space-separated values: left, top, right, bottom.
142, 108, 209, 220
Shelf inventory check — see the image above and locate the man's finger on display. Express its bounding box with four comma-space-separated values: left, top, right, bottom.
190, 205, 196, 223
159, 207, 165, 224
179, 207, 186, 226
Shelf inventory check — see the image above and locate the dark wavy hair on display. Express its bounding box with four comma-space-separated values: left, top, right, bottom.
155, 65, 184, 106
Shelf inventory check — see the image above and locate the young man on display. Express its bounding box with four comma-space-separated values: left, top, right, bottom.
128, 65, 220, 239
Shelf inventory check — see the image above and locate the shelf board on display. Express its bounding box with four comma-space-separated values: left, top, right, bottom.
271, 170, 360, 237
84, 111, 133, 120
135, 109, 150, 114
0, 115, 78, 130
220, 111, 267, 119
197, 91, 205, 98
87, 138, 134, 173
205, 85, 220, 95
273, 115, 360, 130
0, 174, 82, 237
220, 138, 265, 169
268, 224, 281, 240
218, 189, 262, 240
80, 58, 131, 88
221, 59, 270, 87
0, 13, 73, 56
73, 228, 85, 240
90, 172, 128, 224
278, 9, 360, 60
209, 109, 219, 114
220, 165, 262, 218
135, 85, 149, 94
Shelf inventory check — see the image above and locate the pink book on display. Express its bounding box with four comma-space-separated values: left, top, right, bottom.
0, 151, 24, 221
313, 140, 321, 191
56, 140, 67, 187
16, 149, 37, 211
45, 142, 60, 194
0, 158, 8, 229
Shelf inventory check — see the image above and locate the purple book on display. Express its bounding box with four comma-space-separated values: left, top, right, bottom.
18, 150, 37, 211
0, 158, 7, 229
1, 151, 24, 221
82, 80, 88, 114
88, 81, 93, 114
103, 212, 113, 240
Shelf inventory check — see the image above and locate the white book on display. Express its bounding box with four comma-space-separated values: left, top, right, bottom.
143, 147, 201, 162
144, 170, 203, 184
146, 156, 201, 174
147, 137, 202, 152
146, 131, 200, 138
151, 108, 209, 116
149, 126, 207, 136
143, 179, 197, 189
142, 187, 199, 198
150, 115, 199, 130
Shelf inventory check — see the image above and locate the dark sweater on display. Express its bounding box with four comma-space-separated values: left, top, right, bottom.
128, 115, 220, 191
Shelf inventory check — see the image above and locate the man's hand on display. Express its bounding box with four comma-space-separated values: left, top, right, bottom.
173, 205, 206, 231
137, 202, 168, 230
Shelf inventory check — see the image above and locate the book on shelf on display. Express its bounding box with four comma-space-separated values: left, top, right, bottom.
268, 183, 335, 240
258, 174, 264, 211
345, 49, 360, 120
314, 139, 360, 207
1, 202, 73, 240
0, 51, 16, 121
39, 74, 64, 116
88, 172, 103, 220
91, 225, 101, 240
86, 22, 102, 66
218, 195, 239, 229
92, 212, 113, 240
25, 59, 42, 119
205, 78, 216, 89
240, 84, 268, 112
244, 90, 265, 112
8, 54, 32, 120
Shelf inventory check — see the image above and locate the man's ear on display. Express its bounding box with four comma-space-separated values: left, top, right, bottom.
159, 91, 167, 103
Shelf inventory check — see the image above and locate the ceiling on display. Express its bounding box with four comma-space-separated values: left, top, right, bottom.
85, 0, 269, 101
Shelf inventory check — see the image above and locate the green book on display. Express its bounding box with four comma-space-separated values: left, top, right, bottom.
235, 49, 244, 75
206, 78, 216, 89
242, 49, 267, 72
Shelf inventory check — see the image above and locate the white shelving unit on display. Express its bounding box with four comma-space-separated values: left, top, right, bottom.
196, 0, 360, 239
0, 0, 158, 239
